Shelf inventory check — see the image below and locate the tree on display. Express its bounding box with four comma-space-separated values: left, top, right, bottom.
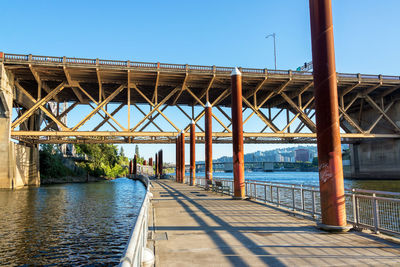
135, 145, 140, 158
120, 146, 125, 157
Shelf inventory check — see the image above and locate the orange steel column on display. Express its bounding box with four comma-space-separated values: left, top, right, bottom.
231, 68, 245, 199
158, 149, 164, 176
205, 102, 213, 189
155, 153, 158, 177
309, 0, 349, 230
181, 131, 186, 184
190, 120, 196, 186
176, 134, 180, 182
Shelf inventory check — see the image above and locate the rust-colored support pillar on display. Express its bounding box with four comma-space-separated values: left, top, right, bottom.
309, 0, 349, 231
180, 130, 186, 184
205, 102, 213, 189
160, 150, 163, 176
143, 160, 147, 166
133, 154, 137, 177
155, 153, 158, 177
149, 158, 153, 166
158, 150, 161, 177
176, 134, 180, 182
129, 160, 133, 175
190, 120, 196, 186
231, 68, 246, 199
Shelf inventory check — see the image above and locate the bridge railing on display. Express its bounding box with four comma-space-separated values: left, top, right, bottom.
119, 191, 151, 267
2, 53, 400, 81
195, 177, 400, 236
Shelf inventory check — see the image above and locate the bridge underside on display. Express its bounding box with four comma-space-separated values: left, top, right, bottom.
3, 53, 400, 145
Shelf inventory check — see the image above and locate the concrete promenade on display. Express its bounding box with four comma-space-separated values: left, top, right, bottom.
150, 179, 400, 266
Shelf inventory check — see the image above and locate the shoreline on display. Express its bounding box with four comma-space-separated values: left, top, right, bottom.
40, 175, 114, 185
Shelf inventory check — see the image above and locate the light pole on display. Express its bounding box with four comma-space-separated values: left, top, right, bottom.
266, 33, 277, 70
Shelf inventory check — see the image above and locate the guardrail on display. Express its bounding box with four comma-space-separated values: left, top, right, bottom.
195, 177, 400, 236
2, 53, 400, 80
120, 191, 152, 267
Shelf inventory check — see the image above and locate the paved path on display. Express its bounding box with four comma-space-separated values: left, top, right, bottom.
150, 179, 400, 266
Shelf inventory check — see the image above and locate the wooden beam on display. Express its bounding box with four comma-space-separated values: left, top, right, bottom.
152, 71, 160, 104
71, 84, 125, 131
280, 92, 316, 132
29, 64, 41, 100
242, 96, 280, 133
198, 74, 216, 102
131, 87, 179, 131
184, 85, 205, 107
172, 73, 188, 105
12, 82, 66, 130
93, 103, 125, 131
42, 102, 78, 131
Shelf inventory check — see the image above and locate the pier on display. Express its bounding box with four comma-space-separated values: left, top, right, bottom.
149, 179, 400, 266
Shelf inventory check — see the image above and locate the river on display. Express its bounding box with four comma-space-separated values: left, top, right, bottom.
0, 178, 146, 266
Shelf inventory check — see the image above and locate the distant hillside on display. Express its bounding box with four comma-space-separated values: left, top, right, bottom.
215, 145, 318, 163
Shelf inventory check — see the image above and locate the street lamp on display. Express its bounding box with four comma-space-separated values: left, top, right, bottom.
266, 33, 277, 70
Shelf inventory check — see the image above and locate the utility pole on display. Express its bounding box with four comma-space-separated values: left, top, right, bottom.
266, 33, 277, 70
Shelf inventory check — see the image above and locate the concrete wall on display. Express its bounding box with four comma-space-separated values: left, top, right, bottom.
346, 140, 400, 179
10, 142, 40, 188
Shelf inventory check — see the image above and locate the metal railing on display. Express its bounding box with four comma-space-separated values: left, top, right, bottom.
120, 191, 151, 267
2, 53, 400, 81
195, 177, 400, 236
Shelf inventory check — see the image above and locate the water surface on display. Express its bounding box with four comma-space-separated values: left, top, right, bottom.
0, 178, 146, 266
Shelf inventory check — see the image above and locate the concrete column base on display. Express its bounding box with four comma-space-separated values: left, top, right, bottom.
317, 222, 353, 233
232, 196, 247, 200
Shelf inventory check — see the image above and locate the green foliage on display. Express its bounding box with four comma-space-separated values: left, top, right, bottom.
75, 144, 129, 178
39, 144, 77, 179
312, 157, 318, 166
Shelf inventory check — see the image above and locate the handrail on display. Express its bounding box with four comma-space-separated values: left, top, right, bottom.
2, 53, 400, 80
119, 191, 151, 267
194, 176, 400, 236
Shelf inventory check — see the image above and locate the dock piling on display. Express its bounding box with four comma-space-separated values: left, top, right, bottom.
231, 68, 245, 199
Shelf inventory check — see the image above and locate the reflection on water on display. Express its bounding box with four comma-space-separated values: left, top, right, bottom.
0, 178, 146, 266
194, 171, 400, 192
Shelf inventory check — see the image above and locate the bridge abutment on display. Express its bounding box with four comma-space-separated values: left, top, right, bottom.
347, 140, 400, 179
0, 63, 40, 189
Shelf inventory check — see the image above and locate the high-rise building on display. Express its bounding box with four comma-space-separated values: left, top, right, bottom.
295, 149, 310, 162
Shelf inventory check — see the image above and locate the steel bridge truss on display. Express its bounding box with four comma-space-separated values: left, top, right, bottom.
3, 53, 400, 144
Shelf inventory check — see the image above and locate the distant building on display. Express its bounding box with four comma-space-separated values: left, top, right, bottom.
295, 149, 310, 162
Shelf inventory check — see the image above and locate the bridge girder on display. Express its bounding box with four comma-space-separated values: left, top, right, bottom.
2, 53, 400, 144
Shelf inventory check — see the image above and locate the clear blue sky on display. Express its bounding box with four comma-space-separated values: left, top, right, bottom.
4, 1, 400, 162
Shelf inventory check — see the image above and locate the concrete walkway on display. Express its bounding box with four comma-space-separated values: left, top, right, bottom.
150, 179, 400, 267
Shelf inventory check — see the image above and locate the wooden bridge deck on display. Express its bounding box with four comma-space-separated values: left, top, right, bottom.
149, 179, 400, 267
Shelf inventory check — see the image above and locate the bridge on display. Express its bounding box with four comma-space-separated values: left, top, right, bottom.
180, 161, 315, 172
1, 51, 400, 183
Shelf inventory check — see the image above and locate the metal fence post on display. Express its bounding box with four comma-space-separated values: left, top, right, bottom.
270, 185, 273, 203
372, 193, 380, 234
292, 185, 296, 211
264, 185, 267, 203
352, 189, 358, 226
277, 187, 280, 207
300, 185, 305, 211
312, 189, 316, 218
